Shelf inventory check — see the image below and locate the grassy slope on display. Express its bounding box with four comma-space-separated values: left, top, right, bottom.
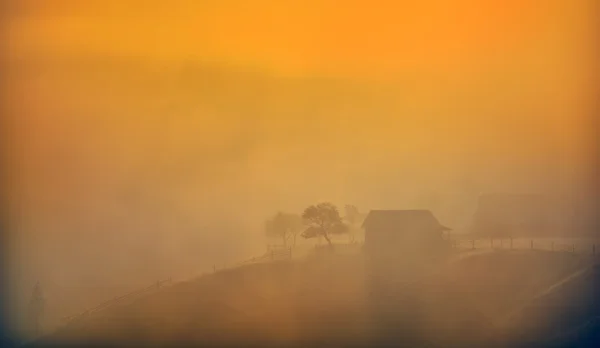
34, 251, 595, 347
500, 261, 600, 347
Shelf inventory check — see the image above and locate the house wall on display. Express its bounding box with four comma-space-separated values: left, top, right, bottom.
364, 227, 446, 260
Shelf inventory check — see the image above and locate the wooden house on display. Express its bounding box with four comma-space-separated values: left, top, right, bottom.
362, 210, 452, 262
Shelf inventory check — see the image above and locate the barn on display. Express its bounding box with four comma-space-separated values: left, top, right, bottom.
362, 210, 453, 303
362, 210, 452, 262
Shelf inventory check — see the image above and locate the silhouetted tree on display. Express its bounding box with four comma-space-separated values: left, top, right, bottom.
301, 202, 348, 246
265, 212, 302, 247
344, 205, 361, 242
288, 215, 303, 247
344, 205, 360, 225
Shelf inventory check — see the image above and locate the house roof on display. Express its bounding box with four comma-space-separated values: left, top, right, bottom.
361, 210, 452, 231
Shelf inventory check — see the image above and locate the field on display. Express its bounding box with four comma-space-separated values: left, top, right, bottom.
31, 245, 600, 348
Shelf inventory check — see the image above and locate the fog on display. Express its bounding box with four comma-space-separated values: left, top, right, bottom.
2, 0, 598, 344
4, 55, 597, 335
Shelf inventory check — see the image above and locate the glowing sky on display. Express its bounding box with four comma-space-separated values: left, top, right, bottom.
5, 0, 595, 77
4, 0, 597, 224
3, 2, 598, 321
5, 0, 597, 212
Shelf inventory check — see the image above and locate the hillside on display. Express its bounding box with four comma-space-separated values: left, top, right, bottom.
32, 250, 596, 347
499, 262, 600, 347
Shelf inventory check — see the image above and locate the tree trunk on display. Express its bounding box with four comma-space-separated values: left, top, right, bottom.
323, 233, 332, 247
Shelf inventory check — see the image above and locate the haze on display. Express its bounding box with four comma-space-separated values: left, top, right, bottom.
2, 0, 598, 339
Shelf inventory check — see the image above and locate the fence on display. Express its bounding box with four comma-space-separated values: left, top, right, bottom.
450, 237, 598, 256
59, 247, 294, 328
61, 277, 173, 325
314, 241, 362, 255
56, 236, 597, 332
213, 247, 293, 272
266, 244, 290, 252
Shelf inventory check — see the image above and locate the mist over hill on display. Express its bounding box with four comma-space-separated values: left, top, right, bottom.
4, 55, 597, 337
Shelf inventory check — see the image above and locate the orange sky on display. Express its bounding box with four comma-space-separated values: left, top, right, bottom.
4, 0, 596, 191
4, 1, 599, 328
4, 0, 596, 207
5, 0, 595, 77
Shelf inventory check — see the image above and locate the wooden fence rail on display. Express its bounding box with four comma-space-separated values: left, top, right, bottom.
214, 247, 293, 272
61, 277, 173, 325
59, 247, 296, 330
59, 238, 595, 329
450, 238, 597, 256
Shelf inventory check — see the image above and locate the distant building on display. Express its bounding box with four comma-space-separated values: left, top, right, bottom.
362, 210, 452, 305
470, 194, 576, 238
571, 194, 600, 238
362, 210, 452, 261
414, 191, 477, 233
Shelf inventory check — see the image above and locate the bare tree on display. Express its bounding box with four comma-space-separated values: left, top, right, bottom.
301, 202, 348, 246
344, 205, 361, 243
344, 205, 360, 225
265, 212, 302, 247
288, 216, 303, 247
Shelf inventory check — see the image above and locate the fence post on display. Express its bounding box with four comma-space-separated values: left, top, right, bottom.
530, 240, 533, 250
471, 240, 475, 250
572, 244, 575, 253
